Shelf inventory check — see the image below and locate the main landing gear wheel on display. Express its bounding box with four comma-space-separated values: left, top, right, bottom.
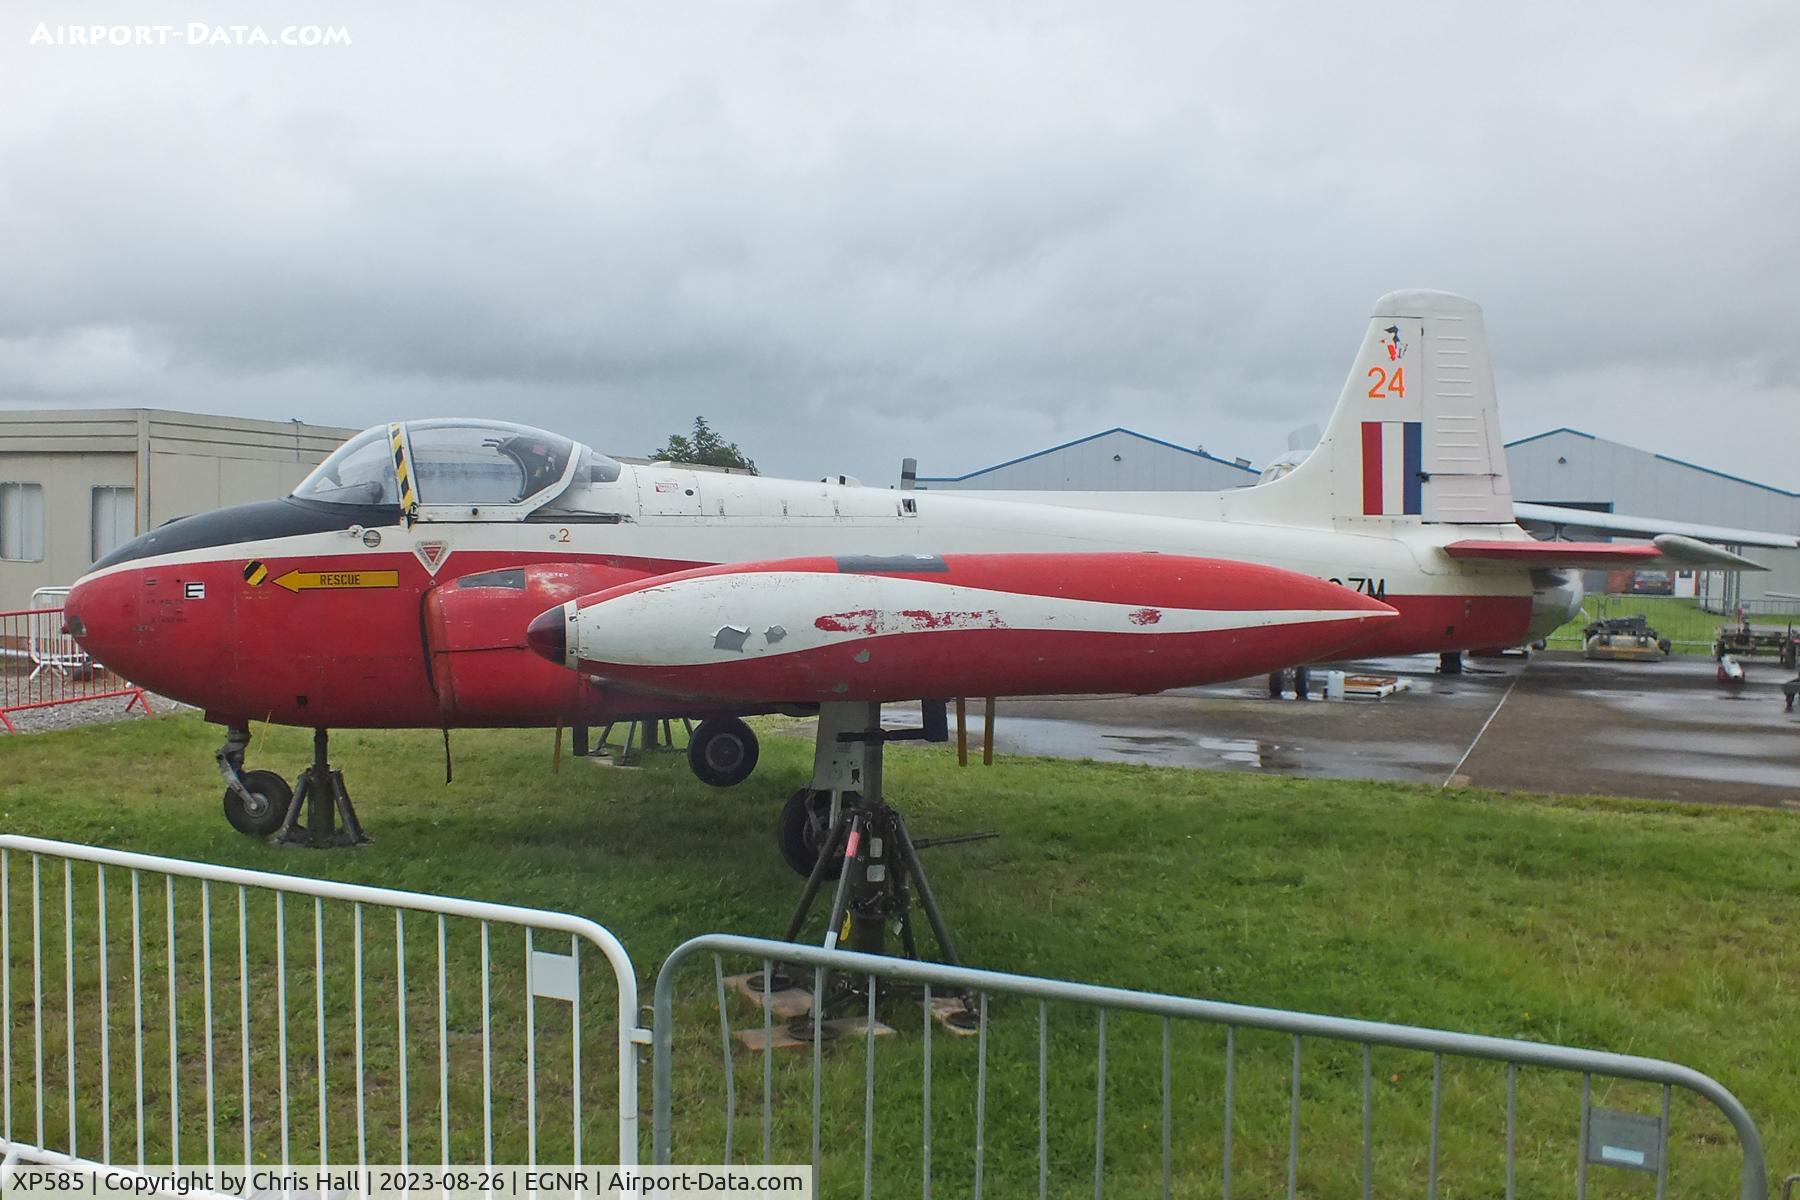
223, 770, 291, 837
689, 717, 760, 787
778, 788, 840, 878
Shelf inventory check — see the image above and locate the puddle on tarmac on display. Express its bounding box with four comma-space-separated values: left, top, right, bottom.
1606, 730, 1789, 759
1095, 732, 1276, 766
876, 701, 1471, 778
1196, 736, 1266, 765
1101, 733, 1185, 747
1596, 753, 1800, 790
997, 717, 1300, 770
884, 708, 1303, 771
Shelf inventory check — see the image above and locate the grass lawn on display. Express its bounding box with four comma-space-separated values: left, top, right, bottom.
1546, 595, 1800, 653
0, 712, 1795, 1195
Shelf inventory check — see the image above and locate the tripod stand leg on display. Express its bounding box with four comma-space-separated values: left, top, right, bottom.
821, 817, 866, 952
897, 902, 920, 960
278, 774, 310, 841
332, 770, 368, 844
891, 808, 962, 966
781, 802, 849, 942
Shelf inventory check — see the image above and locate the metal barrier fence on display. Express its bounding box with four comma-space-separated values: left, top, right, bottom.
651, 935, 1768, 1199
1697, 599, 1800, 621
0, 838, 1772, 1193
0, 835, 645, 1169
0, 594, 150, 733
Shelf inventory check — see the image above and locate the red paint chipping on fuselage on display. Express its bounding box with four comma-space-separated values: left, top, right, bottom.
814, 609, 1006, 635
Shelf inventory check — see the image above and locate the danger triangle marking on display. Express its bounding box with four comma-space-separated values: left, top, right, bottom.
414, 541, 452, 575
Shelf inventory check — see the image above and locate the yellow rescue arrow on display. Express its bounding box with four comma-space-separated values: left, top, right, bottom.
272, 569, 400, 593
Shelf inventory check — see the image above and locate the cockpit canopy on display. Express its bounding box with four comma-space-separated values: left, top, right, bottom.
294, 420, 621, 518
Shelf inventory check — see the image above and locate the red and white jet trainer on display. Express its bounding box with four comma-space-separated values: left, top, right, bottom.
64, 289, 1750, 844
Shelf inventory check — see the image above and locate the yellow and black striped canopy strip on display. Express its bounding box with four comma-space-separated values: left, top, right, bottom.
389, 422, 417, 515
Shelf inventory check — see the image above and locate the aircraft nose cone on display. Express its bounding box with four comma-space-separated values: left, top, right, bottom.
526, 604, 569, 666
61, 601, 88, 641
63, 573, 129, 667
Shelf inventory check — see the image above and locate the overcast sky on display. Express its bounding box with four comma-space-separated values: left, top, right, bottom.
3, 1, 1797, 488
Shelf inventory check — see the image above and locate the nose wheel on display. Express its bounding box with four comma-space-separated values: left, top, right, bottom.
223, 770, 292, 837
217, 724, 368, 847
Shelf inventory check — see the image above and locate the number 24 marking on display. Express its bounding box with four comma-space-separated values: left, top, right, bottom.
1367, 366, 1406, 398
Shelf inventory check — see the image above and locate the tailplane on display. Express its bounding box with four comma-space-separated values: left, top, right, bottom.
1232, 290, 1514, 529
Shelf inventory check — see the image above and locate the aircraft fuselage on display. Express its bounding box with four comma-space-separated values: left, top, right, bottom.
67, 460, 1536, 730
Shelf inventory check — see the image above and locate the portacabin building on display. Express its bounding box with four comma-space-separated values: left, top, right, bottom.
0, 409, 356, 611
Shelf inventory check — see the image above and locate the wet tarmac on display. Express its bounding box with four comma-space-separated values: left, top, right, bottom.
877, 652, 1800, 808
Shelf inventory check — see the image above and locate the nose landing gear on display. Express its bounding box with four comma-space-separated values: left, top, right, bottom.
218, 724, 368, 847
223, 769, 292, 836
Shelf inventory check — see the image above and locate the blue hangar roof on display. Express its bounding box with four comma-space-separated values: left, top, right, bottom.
915, 427, 1261, 484
921, 424, 1798, 498
1505, 427, 1798, 499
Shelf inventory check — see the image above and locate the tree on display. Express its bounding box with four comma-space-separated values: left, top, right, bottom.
652, 416, 757, 474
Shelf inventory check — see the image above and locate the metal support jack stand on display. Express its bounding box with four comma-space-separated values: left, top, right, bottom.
782, 791, 964, 965
276, 727, 369, 848
760, 702, 991, 1034
595, 717, 693, 765
1267, 665, 1312, 699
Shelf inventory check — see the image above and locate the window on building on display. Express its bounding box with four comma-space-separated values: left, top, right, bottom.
91, 486, 136, 562
0, 482, 45, 562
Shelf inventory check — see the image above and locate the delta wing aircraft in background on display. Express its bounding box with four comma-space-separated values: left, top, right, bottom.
65, 290, 1754, 860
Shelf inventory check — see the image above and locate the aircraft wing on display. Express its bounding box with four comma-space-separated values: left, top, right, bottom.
1444, 534, 1767, 571
1513, 502, 1799, 550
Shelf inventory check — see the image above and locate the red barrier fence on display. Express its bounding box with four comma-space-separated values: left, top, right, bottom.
0, 590, 151, 733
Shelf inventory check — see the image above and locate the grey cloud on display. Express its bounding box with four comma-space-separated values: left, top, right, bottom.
1, 0, 1796, 485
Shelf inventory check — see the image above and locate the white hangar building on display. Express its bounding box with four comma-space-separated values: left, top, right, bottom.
915, 427, 1261, 492
1505, 428, 1799, 605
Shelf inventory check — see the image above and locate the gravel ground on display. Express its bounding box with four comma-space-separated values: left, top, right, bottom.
2, 690, 192, 734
